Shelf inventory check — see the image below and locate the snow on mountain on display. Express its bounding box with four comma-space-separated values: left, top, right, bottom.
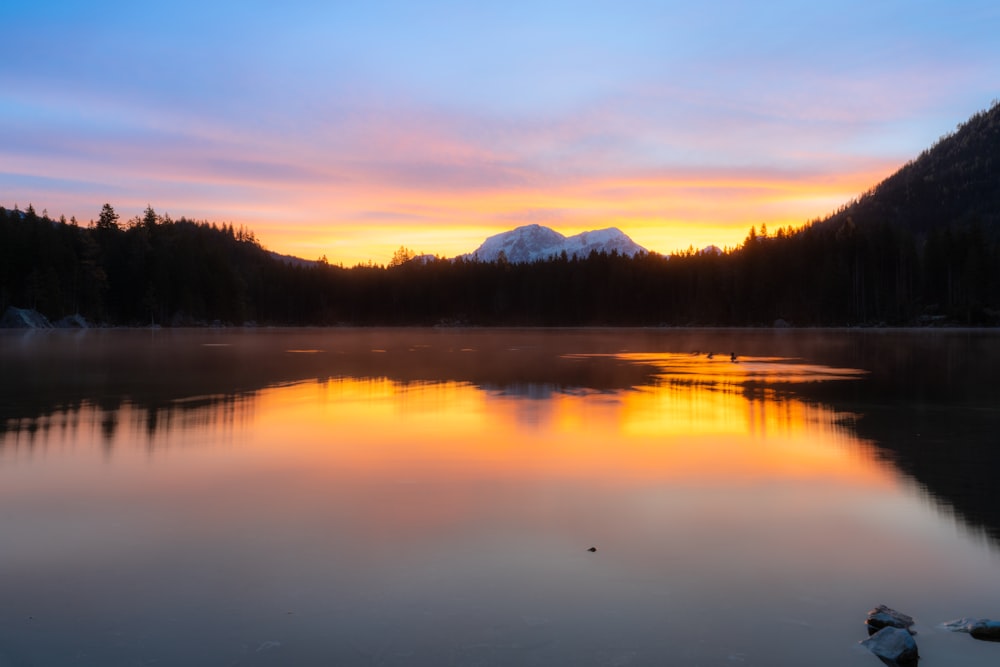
468, 224, 565, 263
465, 224, 647, 263
561, 228, 647, 259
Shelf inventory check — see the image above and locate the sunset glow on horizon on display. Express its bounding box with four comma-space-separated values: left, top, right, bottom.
3, 1, 998, 265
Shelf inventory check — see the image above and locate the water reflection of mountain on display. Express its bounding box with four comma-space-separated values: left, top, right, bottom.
855, 405, 1000, 543
786, 330, 1000, 544
0, 329, 665, 444
3, 328, 999, 545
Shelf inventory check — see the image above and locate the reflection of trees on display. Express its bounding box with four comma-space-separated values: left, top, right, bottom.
6, 196, 1000, 327
853, 405, 1000, 543
0, 329, 668, 448
1, 392, 255, 458
787, 331, 1000, 544
3, 329, 1000, 544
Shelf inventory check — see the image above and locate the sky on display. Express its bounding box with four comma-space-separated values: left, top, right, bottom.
2, 1, 998, 266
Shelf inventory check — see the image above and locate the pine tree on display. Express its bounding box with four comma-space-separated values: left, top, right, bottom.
96, 203, 120, 232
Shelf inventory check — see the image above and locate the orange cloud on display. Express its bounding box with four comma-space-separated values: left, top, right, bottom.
3, 88, 906, 266
244, 159, 898, 264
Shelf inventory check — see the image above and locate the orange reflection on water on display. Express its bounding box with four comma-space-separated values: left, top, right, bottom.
5, 336, 1000, 666
0, 350, 908, 623
0, 348, 887, 495
245, 363, 888, 491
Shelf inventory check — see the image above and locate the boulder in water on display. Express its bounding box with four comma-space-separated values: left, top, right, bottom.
860, 627, 918, 664
866, 605, 915, 634
970, 620, 1000, 641
941, 617, 1000, 641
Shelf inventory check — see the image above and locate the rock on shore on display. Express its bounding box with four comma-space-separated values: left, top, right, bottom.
0, 307, 52, 329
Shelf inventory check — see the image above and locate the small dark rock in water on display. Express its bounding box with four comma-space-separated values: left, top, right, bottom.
866, 604, 915, 634
941, 617, 1000, 641
587, 547, 597, 552
860, 627, 918, 664
970, 620, 1000, 641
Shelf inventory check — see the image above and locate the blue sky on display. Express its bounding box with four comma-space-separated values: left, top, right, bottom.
2, 0, 998, 264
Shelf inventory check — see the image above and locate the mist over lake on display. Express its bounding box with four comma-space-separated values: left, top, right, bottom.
2, 328, 999, 666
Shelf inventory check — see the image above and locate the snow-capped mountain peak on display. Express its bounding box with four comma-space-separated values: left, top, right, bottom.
465, 224, 646, 263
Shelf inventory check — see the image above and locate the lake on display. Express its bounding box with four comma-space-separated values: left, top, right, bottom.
2, 328, 999, 666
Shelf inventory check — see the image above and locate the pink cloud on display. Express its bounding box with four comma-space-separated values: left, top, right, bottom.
0, 63, 954, 266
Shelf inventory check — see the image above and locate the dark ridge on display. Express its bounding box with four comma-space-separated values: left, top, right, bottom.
822, 100, 1000, 238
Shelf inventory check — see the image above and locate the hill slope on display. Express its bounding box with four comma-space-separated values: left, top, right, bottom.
823, 101, 1000, 236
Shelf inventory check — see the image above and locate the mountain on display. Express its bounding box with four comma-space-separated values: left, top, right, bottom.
465, 224, 647, 263
267, 250, 318, 268
822, 100, 1000, 237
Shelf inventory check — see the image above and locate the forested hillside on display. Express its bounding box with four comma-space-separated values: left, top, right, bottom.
825, 100, 1000, 236
3, 103, 999, 327
2, 201, 997, 327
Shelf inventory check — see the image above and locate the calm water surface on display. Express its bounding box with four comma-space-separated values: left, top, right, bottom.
1, 328, 999, 666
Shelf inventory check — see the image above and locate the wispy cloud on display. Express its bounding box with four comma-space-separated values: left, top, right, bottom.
3, 0, 998, 265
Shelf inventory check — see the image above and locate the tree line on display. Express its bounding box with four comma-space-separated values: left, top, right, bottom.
1, 202, 998, 327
